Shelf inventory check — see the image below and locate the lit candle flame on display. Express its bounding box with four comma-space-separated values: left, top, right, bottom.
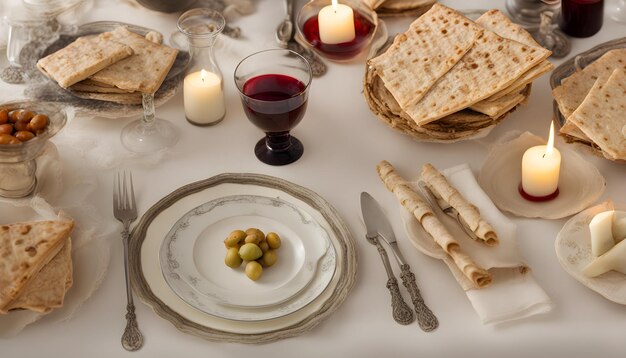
332, 0, 338, 11
546, 120, 555, 157
200, 69, 207, 83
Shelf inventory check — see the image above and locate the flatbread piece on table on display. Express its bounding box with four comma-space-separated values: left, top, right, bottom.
89, 26, 179, 94
0, 220, 74, 314
552, 49, 626, 119
36, 32, 134, 88
421, 163, 499, 246
368, 3, 484, 109
568, 69, 626, 160
5, 239, 73, 313
377, 160, 492, 288
404, 27, 551, 125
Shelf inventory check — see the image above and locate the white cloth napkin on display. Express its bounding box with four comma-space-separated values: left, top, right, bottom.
402, 164, 553, 324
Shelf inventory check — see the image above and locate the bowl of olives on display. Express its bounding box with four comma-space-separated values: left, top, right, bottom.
0, 101, 67, 198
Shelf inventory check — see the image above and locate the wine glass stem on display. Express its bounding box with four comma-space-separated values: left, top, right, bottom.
142, 93, 156, 127
266, 131, 291, 152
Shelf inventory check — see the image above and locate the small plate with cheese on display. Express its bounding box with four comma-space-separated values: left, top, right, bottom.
555, 200, 626, 304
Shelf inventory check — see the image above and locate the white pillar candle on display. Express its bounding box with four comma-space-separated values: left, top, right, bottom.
521, 121, 562, 197
318, 0, 356, 44
183, 69, 226, 125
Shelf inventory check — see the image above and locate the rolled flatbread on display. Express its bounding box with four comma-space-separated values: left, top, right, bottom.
421, 163, 499, 246
377, 160, 492, 288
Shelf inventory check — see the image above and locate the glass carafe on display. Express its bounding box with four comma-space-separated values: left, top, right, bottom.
177, 8, 226, 126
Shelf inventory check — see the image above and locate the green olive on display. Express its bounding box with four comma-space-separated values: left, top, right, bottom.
245, 261, 263, 281
238, 243, 262, 261
266, 232, 282, 249
14, 131, 35, 142
224, 230, 246, 247
244, 233, 261, 244
260, 250, 278, 267
259, 241, 270, 253
245, 228, 265, 241
0, 109, 8, 124
224, 247, 243, 268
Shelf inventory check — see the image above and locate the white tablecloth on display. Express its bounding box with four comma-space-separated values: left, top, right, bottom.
1, 0, 626, 357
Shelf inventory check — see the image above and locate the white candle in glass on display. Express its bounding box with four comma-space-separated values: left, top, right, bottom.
183, 69, 226, 125
521, 121, 562, 197
318, 0, 356, 44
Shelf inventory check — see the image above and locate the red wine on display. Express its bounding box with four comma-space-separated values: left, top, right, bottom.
302, 11, 375, 60
242, 74, 308, 133
559, 0, 604, 38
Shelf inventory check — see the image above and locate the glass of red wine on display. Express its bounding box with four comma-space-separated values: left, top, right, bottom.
234, 49, 312, 166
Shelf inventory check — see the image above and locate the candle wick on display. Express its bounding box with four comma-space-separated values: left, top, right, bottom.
542, 153, 546, 158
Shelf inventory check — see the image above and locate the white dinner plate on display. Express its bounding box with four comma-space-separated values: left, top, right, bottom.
160, 194, 331, 309
129, 174, 356, 343
555, 201, 626, 304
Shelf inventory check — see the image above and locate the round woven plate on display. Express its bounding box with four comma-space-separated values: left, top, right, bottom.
128, 173, 357, 343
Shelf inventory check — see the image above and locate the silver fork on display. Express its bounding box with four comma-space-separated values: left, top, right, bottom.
113, 171, 144, 352
418, 182, 479, 242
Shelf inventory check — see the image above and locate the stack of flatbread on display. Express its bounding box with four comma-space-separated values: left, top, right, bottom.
37, 26, 178, 105
363, 0, 435, 17
553, 49, 626, 161
364, 5, 553, 142
0, 220, 74, 314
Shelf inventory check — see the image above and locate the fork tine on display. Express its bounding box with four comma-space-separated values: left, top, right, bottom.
113, 172, 120, 210
123, 171, 128, 210
129, 171, 136, 211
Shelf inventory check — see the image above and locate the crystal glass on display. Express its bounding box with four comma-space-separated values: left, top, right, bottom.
120, 93, 179, 153
178, 8, 226, 126
0, 101, 66, 198
610, 0, 626, 23
234, 49, 312, 166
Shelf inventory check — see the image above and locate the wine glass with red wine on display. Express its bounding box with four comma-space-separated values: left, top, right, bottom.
234, 49, 312, 166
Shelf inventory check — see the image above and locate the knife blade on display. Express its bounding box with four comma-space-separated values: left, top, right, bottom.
360, 192, 414, 325
361, 192, 439, 332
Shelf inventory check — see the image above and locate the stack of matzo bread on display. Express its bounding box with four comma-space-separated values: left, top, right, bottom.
0, 221, 74, 314
553, 49, 626, 161
37, 26, 178, 105
364, 5, 553, 142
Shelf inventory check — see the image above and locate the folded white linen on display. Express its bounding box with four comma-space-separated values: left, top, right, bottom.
401, 163, 553, 324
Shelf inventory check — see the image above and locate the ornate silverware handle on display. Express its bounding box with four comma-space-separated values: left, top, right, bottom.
121, 227, 144, 351
373, 238, 414, 325
399, 264, 439, 332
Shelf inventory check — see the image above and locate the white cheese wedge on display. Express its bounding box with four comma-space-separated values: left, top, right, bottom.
590, 211, 616, 257
613, 211, 626, 243
582, 238, 626, 277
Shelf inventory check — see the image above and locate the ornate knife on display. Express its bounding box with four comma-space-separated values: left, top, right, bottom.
361, 192, 439, 332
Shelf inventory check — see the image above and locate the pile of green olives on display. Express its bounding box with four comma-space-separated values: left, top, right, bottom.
223, 228, 282, 281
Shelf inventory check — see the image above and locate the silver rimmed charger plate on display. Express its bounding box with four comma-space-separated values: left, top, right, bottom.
159, 194, 335, 319
128, 173, 356, 343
